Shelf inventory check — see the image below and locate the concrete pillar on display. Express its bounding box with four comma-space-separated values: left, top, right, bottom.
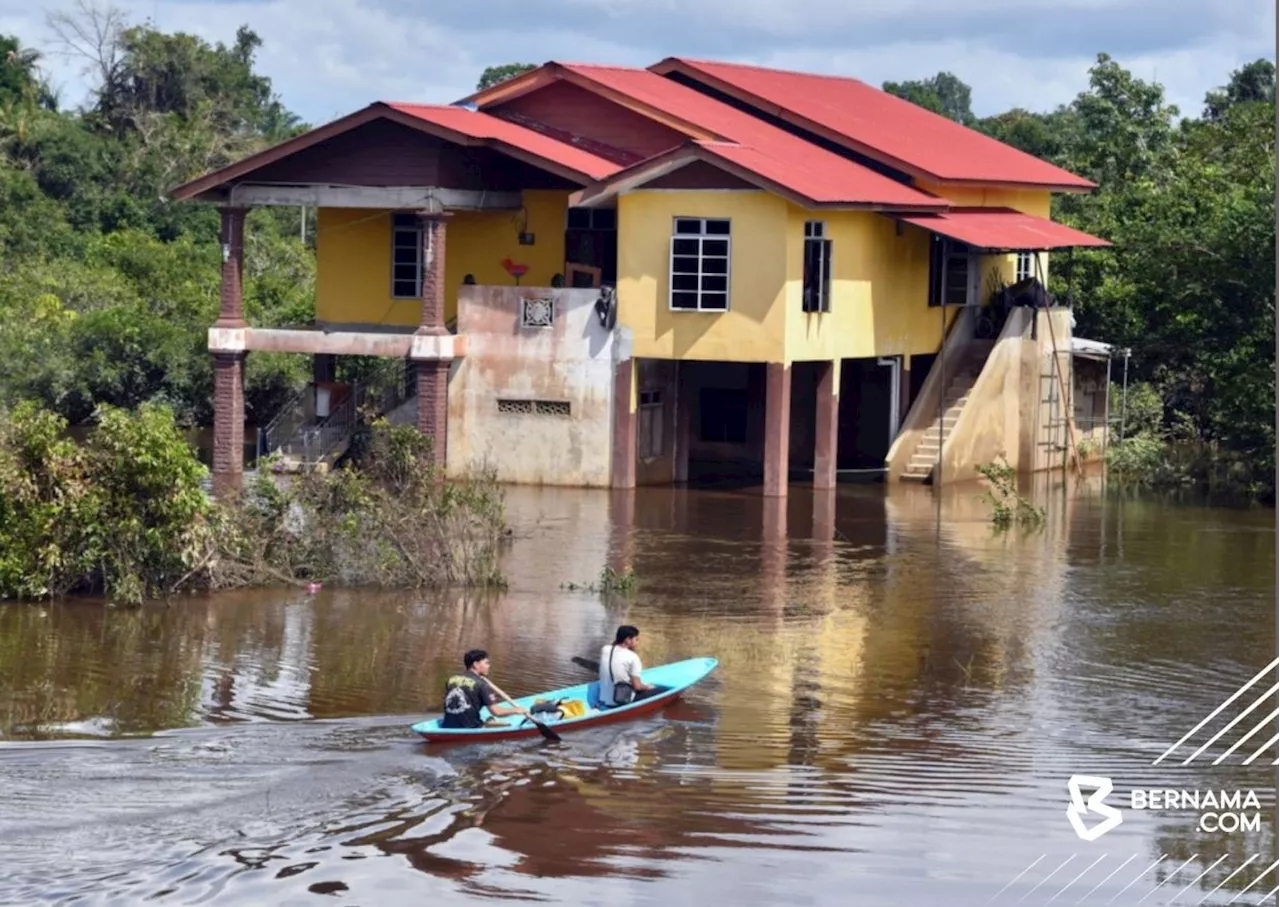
761, 494, 788, 613
813, 359, 839, 490
212, 352, 245, 498
763, 362, 792, 497
215, 207, 248, 329
674, 362, 690, 484
812, 489, 837, 553
899, 358, 912, 428
611, 358, 636, 489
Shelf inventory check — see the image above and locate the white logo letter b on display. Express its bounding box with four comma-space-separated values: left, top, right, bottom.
1066, 775, 1123, 841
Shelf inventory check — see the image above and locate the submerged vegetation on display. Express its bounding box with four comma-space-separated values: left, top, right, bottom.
976, 457, 1047, 529
0, 403, 507, 605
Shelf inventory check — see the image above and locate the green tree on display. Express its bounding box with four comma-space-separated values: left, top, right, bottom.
883, 71, 974, 124
1204, 58, 1276, 120
476, 62, 536, 91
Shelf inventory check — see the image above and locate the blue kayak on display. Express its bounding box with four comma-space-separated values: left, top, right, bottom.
411, 656, 718, 743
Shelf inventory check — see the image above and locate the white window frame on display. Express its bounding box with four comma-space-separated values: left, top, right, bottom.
802, 220, 832, 313
391, 212, 423, 299
1015, 251, 1035, 283
638, 389, 664, 460
669, 217, 731, 312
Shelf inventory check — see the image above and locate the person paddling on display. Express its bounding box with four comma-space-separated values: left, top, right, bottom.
441, 649, 523, 728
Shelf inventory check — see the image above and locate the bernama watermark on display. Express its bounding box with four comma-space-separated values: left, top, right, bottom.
1066, 775, 1265, 841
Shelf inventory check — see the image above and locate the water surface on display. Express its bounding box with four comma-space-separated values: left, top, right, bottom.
0, 475, 1276, 906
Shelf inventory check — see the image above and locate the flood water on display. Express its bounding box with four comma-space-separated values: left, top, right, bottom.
0, 475, 1276, 906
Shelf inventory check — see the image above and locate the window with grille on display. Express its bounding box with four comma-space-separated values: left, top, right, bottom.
670, 217, 730, 311
802, 220, 832, 313
391, 213, 422, 299
638, 390, 664, 459
1016, 251, 1035, 283
929, 238, 981, 307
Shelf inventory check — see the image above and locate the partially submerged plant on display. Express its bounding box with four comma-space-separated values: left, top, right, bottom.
975, 457, 1045, 529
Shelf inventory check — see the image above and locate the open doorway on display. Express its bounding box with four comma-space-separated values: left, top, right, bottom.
565, 206, 617, 286
837, 357, 900, 475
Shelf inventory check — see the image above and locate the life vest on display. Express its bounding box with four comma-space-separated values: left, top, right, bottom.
442, 672, 487, 728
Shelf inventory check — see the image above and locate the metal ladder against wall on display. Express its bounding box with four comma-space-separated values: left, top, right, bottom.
1036, 346, 1075, 472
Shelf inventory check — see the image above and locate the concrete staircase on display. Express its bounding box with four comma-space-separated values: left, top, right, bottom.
901, 343, 992, 483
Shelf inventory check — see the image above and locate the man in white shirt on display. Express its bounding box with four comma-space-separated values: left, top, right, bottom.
598, 625, 658, 707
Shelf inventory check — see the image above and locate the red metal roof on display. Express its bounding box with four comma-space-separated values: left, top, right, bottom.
895, 208, 1111, 250
385, 102, 621, 180
650, 58, 1096, 191
551, 64, 945, 208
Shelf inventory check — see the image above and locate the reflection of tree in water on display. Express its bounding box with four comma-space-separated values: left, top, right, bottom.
0, 601, 206, 737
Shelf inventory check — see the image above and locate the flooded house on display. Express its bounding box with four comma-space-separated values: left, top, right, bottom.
171, 58, 1111, 498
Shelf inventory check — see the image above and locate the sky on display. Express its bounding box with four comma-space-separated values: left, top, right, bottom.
1, 0, 1275, 126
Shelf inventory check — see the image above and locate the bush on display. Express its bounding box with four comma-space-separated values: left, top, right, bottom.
216, 423, 508, 590
0, 406, 508, 604
0, 400, 212, 602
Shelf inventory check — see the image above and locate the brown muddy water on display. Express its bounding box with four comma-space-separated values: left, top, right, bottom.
0, 475, 1276, 906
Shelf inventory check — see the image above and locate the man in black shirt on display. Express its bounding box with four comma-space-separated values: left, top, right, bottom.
441, 649, 522, 728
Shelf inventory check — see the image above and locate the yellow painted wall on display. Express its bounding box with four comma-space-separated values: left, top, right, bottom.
315, 207, 419, 327
314, 190, 569, 327
447, 190, 568, 307
616, 190, 788, 362
784, 206, 957, 364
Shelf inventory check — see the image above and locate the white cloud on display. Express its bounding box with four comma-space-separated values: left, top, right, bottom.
2, 0, 1274, 124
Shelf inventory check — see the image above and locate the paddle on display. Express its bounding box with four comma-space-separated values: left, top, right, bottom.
484, 677, 562, 743
571, 655, 600, 674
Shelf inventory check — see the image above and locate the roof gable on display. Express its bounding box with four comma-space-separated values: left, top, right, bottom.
650, 58, 1095, 192
171, 102, 618, 201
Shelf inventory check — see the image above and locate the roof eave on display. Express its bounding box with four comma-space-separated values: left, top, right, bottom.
926, 176, 1098, 194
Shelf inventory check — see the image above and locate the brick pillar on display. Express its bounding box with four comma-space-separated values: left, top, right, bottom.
611, 358, 636, 489
212, 352, 245, 498
814, 359, 839, 490
216, 207, 248, 328
673, 362, 690, 484
416, 212, 450, 336
413, 212, 450, 470
763, 362, 791, 497
416, 360, 449, 470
